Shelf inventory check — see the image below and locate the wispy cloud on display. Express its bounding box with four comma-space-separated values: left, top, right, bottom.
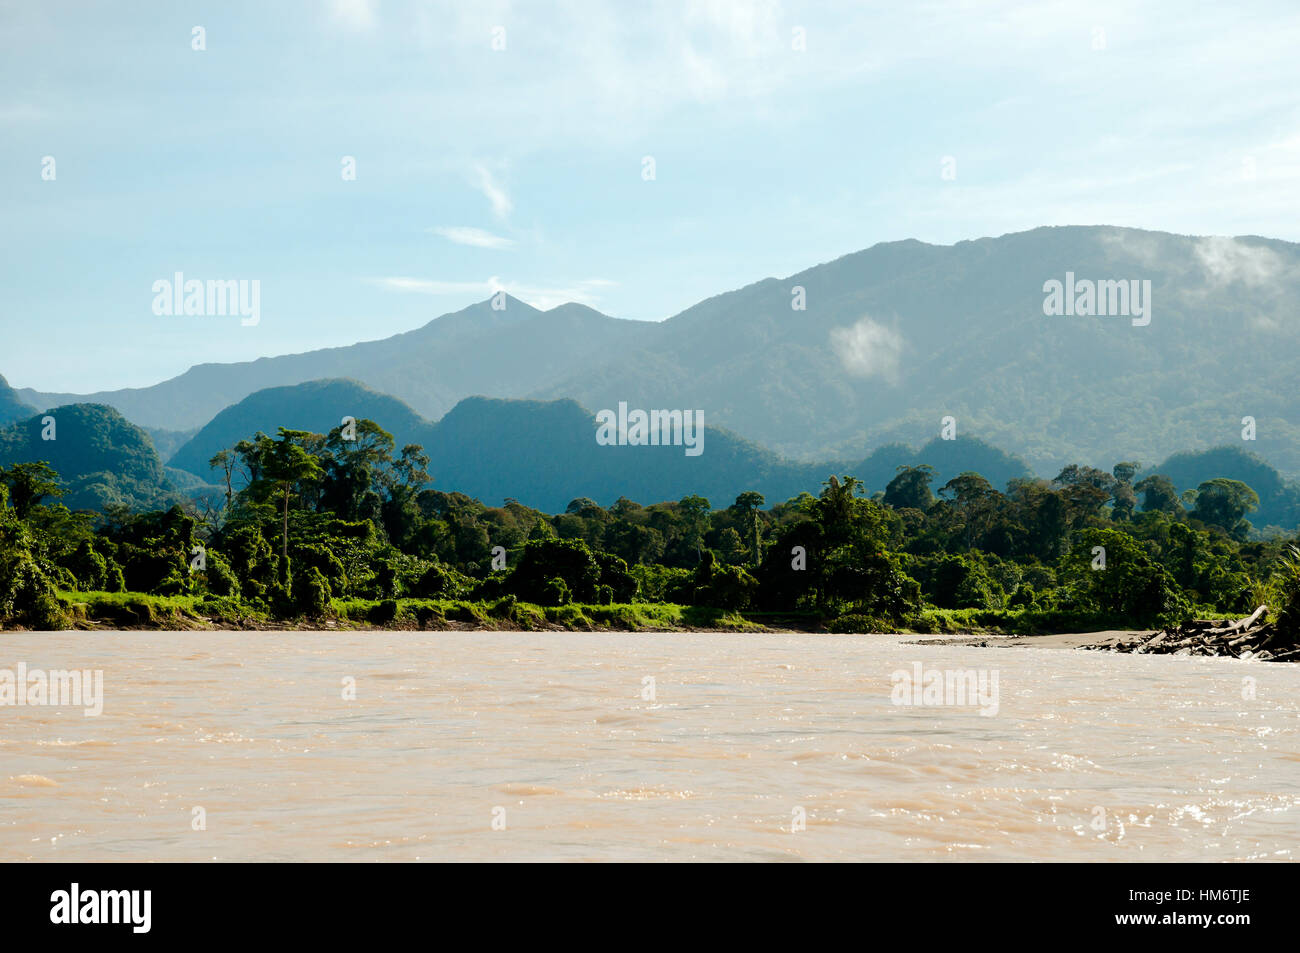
371, 275, 615, 311
473, 164, 512, 220
830, 316, 904, 384
430, 226, 515, 250
330, 0, 375, 30
1194, 237, 1287, 287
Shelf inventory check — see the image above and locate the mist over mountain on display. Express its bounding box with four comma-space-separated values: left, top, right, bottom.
16, 226, 1300, 479
534, 226, 1300, 474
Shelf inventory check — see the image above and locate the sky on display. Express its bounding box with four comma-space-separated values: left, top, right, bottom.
3, 0, 1299, 392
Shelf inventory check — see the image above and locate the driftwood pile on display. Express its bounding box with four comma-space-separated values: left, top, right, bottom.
1089, 606, 1299, 661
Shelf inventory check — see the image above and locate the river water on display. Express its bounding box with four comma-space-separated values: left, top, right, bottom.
2, 631, 1297, 862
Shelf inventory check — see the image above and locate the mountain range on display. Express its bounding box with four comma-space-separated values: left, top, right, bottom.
3, 370, 1298, 528
16, 226, 1300, 478
165, 377, 1035, 513
7, 224, 1300, 523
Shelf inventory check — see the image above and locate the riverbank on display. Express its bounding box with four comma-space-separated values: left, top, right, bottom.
7, 594, 1285, 662
33, 590, 780, 634
916, 608, 1300, 662
913, 630, 1149, 651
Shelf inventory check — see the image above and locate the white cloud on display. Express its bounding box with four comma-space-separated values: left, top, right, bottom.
1194, 236, 1286, 287
829, 317, 904, 383
431, 226, 515, 250
473, 164, 512, 220
330, 0, 375, 30
370, 277, 485, 295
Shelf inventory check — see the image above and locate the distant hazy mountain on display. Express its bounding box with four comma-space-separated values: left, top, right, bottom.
1149, 445, 1300, 531
143, 425, 200, 464
17, 226, 1300, 476
168, 379, 432, 477
10, 378, 1295, 527
169, 379, 1034, 513
534, 226, 1300, 474
18, 299, 653, 432
0, 374, 35, 426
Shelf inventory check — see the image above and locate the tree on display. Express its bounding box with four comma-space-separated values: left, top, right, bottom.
1110, 461, 1141, 521
1135, 474, 1181, 514
1191, 478, 1259, 540
677, 494, 712, 563
0, 484, 67, 628
1068, 528, 1189, 627
763, 475, 921, 620
731, 491, 766, 566
260, 429, 324, 563
1112, 461, 1142, 485
208, 449, 239, 513
691, 550, 758, 609
938, 472, 998, 550
320, 419, 394, 521
883, 465, 935, 511
1051, 465, 1114, 529
0, 461, 63, 520
505, 538, 602, 605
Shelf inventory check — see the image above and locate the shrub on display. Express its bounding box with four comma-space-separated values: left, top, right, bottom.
370, 599, 399, 624
201, 551, 241, 598
691, 551, 759, 610
64, 540, 108, 592
292, 566, 331, 618
827, 613, 885, 634
411, 561, 469, 599
543, 577, 571, 606
506, 538, 599, 604
414, 604, 443, 629
490, 594, 518, 619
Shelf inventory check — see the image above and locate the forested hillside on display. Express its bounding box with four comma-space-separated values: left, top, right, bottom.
18, 227, 1300, 475
3, 415, 1297, 641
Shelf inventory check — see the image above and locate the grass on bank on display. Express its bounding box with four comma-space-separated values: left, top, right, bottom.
48, 591, 1234, 634
52, 590, 763, 632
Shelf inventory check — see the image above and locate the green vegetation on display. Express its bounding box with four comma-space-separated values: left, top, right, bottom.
0, 403, 180, 512
2, 417, 1298, 635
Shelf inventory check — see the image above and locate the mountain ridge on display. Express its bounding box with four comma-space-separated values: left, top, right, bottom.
15, 225, 1300, 476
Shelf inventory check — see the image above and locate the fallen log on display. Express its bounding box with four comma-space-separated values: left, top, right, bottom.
1080, 607, 1295, 662
1206, 605, 1268, 637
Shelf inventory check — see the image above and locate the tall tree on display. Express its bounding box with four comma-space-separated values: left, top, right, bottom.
260, 429, 324, 563
1135, 474, 1181, 514
883, 464, 936, 511
731, 491, 766, 566
1191, 478, 1259, 540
